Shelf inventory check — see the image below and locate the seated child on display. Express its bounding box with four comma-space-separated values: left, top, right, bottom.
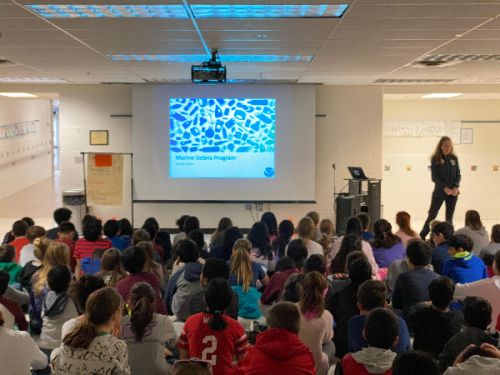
73, 217, 112, 280
391, 240, 439, 319
412, 277, 463, 357
62, 274, 106, 337
178, 278, 248, 375
261, 239, 308, 306
348, 280, 410, 354
39, 265, 78, 352
189, 258, 239, 319
104, 219, 129, 251
116, 246, 167, 315
0, 310, 48, 374
442, 235, 487, 284
342, 308, 399, 375
18, 238, 49, 289
8, 220, 29, 263
55, 221, 77, 271
438, 296, 498, 372
19, 225, 46, 267
443, 343, 500, 374
228, 239, 267, 321
94, 248, 126, 287
121, 282, 176, 375
298, 271, 335, 375
51, 288, 130, 374
392, 351, 440, 375
164, 239, 203, 320
431, 221, 454, 275
0, 270, 28, 330
0, 245, 22, 284
238, 301, 316, 375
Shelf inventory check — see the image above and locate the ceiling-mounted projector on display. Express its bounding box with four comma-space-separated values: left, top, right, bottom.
191, 49, 226, 84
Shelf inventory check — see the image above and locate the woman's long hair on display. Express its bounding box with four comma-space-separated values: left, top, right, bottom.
272, 220, 295, 258
248, 222, 273, 260
372, 219, 401, 249
395, 211, 417, 237
63, 287, 122, 349
299, 271, 327, 318
129, 282, 155, 342
230, 239, 253, 292
33, 241, 70, 295
330, 233, 362, 274
431, 136, 454, 162
204, 278, 232, 331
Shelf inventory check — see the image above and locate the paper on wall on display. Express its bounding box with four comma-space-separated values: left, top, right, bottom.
86, 154, 123, 206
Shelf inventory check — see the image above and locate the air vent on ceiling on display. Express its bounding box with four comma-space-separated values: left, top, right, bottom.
417, 54, 500, 67
374, 78, 456, 84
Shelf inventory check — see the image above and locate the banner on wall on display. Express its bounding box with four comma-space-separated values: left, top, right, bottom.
86, 154, 123, 206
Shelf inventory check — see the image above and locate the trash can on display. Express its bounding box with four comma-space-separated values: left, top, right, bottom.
62, 189, 86, 235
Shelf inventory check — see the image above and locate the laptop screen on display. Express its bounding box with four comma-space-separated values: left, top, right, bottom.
348, 167, 367, 180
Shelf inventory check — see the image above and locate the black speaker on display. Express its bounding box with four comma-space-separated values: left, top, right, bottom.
336, 195, 362, 235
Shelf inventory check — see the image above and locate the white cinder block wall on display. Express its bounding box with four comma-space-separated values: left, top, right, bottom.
0, 99, 52, 200
383, 98, 500, 231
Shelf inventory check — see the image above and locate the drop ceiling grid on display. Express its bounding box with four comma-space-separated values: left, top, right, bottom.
2, 0, 500, 83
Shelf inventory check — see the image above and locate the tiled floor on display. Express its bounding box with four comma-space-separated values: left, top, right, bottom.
0, 174, 61, 236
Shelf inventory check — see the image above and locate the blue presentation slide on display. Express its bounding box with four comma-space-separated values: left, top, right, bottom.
169, 98, 276, 178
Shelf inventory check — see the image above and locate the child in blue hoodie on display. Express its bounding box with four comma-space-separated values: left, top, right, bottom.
442, 234, 487, 284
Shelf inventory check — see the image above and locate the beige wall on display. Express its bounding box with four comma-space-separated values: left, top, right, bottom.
383, 99, 500, 229
0, 84, 385, 229
0, 99, 52, 200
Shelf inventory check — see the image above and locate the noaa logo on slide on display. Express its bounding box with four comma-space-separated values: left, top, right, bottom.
264, 167, 275, 178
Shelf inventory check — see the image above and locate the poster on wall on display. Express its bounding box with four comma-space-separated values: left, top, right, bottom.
86, 154, 123, 206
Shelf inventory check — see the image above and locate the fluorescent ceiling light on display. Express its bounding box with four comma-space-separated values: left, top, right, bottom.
109, 54, 314, 63
0, 77, 66, 83
26, 4, 188, 18
0, 92, 37, 98
26, 4, 349, 19
191, 4, 349, 18
421, 93, 463, 99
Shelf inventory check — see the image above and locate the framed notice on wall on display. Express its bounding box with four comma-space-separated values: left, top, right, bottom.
460, 128, 473, 144
89, 130, 109, 145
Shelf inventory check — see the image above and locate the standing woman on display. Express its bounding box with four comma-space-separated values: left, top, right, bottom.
420, 136, 461, 239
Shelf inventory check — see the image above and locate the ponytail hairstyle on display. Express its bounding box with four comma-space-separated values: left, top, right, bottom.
63, 287, 122, 349
33, 237, 51, 261
395, 211, 417, 237
129, 282, 155, 342
33, 241, 70, 295
204, 278, 232, 331
372, 219, 401, 249
230, 239, 253, 292
299, 271, 327, 319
